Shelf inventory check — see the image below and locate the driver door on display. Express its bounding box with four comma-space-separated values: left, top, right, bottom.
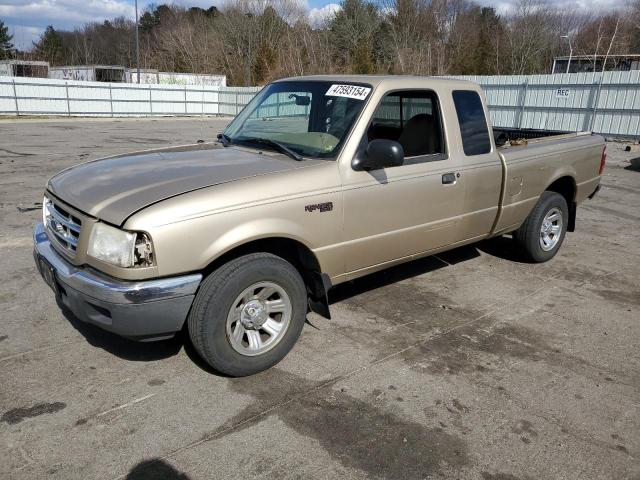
340, 89, 466, 277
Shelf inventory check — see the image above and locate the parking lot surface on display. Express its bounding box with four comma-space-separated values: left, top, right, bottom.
1, 118, 639, 480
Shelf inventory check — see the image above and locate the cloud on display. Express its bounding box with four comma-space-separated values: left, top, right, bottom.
1, 0, 136, 49
474, 0, 629, 13
308, 2, 340, 28
5, 25, 43, 50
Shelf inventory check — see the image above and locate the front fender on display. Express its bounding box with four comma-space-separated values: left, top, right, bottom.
199, 217, 313, 268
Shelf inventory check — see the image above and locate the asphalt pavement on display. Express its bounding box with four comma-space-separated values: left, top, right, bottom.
1, 117, 639, 480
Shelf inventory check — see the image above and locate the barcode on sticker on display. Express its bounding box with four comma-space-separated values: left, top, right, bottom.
326, 84, 371, 100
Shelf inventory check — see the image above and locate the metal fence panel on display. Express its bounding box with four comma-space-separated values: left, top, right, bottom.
1, 74, 638, 138
452, 71, 640, 138
0, 76, 230, 117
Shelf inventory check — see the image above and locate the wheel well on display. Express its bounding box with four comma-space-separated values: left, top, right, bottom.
546, 176, 577, 232
202, 238, 331, 319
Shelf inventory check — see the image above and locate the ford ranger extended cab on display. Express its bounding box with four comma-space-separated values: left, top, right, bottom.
34, 75, 605, 376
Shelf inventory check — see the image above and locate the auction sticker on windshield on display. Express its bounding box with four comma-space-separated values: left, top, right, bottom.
326, 84, 371, 100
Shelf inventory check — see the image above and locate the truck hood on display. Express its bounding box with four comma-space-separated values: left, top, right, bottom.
47, 143, 309, 226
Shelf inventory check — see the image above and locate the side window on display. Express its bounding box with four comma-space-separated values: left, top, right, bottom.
452, 90, 491, 156
367, 90, 445, 160
402, 97, 433, 120
372, 95, 401, 131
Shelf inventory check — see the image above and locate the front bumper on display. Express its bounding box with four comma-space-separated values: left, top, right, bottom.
33, 223, 202, 341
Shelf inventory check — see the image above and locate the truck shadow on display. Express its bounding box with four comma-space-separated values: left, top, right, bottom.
625, 156, 640, 171
60, 305, 183, 362
328, 247, 478, 305
59, 236, 522, 367
328, 235, 526, 305
125, 459, 191, 479
475, 234, 530, 263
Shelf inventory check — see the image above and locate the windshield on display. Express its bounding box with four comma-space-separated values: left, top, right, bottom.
223, 81, 372, 159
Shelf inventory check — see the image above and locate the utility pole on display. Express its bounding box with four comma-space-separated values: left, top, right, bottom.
135, 0, 140, 83
561, 34, 573, 74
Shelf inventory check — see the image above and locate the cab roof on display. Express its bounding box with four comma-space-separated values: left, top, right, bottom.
274, 74, 478, 89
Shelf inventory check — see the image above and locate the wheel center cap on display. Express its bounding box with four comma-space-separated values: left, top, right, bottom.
241, 300, 268, 329
542, 220, 551, 233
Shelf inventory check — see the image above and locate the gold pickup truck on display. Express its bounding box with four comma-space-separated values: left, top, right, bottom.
34, 75, 605, 376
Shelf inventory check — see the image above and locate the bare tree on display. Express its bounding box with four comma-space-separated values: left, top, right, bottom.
601, 15, 621, 72
22, 0, 639, 85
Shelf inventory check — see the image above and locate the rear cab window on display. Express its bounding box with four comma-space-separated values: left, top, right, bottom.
452, 90, 492, 156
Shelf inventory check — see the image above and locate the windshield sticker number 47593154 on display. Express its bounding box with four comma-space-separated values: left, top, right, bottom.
326, 84, 371, 101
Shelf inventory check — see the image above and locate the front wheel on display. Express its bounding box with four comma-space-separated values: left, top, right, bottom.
514, 191, 568, 263
187, 253, 307, 376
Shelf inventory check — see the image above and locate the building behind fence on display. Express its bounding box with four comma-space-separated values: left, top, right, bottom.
1, 71, 638, 139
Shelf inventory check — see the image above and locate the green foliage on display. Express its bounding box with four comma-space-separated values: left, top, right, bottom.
448, 7, 502, 75
139, 11, 158, 34
329, 0, 380, 73
0, 19, 14, 60
33, 26, 68, 66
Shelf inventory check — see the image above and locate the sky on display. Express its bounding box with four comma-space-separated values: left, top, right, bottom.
0, 0, 628, 50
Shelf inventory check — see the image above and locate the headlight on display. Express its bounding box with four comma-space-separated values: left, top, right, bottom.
87, 223, 154, 268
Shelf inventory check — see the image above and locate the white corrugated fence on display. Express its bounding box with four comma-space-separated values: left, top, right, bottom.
452, 70, 640, 139
1, 72, 639, 139
0, 77, 258, 117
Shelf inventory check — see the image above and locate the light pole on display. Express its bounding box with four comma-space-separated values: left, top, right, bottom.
560, 34, 573, 74
135, 0, 140, 83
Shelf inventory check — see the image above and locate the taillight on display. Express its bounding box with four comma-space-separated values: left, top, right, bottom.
599, 146, 606, 175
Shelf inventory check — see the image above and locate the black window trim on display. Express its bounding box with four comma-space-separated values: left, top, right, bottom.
451, 89, 493, 157
363, 88, 449, 165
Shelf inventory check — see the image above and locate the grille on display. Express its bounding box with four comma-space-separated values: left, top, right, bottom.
44, 197, 82, 255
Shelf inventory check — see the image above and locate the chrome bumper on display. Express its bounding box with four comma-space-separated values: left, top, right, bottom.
33, 223, 202, 340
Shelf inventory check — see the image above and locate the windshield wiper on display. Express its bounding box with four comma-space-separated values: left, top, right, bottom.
239, 137, 303, 161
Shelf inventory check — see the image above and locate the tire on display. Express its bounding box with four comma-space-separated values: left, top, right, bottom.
514, 191, 568, 263
187, 253, 307, 377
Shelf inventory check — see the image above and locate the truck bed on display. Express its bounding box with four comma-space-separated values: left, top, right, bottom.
495, 129, 593, 148
491, 131, 604, 235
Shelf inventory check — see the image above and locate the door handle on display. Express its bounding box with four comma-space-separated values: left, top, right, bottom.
442, 172, 457, 185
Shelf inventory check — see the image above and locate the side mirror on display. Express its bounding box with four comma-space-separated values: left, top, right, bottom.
353, 139, 404, 171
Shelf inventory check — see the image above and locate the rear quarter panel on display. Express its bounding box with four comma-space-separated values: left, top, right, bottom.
494, 134, 604, 233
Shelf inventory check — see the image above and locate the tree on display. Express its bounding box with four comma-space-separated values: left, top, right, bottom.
33, 26, 68, 65
449, 6, 502, 75
329, 0, 380, 73
628, 0, 640, 52
140, 11, 159, 34
0, 19, 14, 60
14, 0, 638, 84
504, 0, 559, 75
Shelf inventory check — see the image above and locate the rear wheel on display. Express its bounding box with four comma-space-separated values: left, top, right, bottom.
514, 191, 568, 263
187, 253, 307, 376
